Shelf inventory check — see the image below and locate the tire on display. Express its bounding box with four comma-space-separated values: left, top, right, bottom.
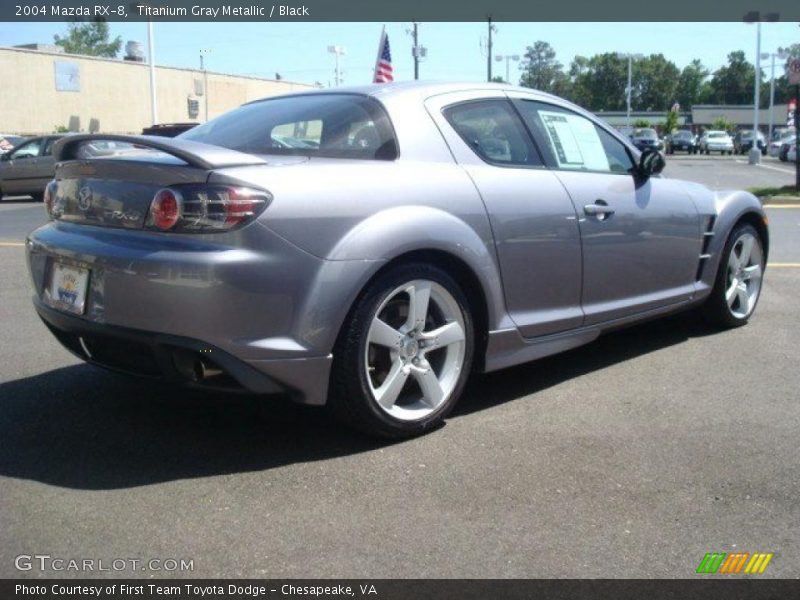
328, 262, 474, 438
701, 223, 765, 329
30, 192, 44, 202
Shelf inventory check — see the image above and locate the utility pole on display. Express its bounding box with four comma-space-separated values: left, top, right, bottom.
413, 22, 419, 80
487, 16, 493, 82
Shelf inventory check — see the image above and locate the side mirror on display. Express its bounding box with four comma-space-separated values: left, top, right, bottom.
638, 148, 665, 178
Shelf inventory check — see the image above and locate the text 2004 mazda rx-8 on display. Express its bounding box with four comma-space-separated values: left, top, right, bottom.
27, 82, 768, 438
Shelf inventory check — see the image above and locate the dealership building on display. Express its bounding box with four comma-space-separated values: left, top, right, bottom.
596, 104, 792, 133
0, 45, 314, 135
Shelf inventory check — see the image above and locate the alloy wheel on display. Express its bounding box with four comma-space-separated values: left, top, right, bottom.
364, 279, 466, 421
725, 232, 763, 319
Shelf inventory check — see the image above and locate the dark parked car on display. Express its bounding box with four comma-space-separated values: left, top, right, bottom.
630, 128, 664, 152
666, 130, 697, 154
733, 130, 766, 156
0, 134, 66, 201
141, 123, 198, 138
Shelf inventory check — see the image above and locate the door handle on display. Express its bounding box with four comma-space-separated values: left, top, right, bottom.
583, 200, 615, 220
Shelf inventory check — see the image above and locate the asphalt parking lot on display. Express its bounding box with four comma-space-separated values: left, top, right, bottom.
1, 156, 798, 578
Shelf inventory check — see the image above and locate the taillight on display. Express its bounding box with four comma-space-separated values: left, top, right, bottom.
149, 188, 182, 230
145, 185, 270, 233
43, 180, 60, 220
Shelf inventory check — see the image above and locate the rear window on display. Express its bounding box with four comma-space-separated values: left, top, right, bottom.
180, 94, 398, 160
633, 128, 658, 139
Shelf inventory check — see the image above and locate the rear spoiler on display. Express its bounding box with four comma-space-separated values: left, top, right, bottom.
53, 134, 267, 170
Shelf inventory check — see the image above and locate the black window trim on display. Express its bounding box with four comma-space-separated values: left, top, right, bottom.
512, 98, 640, 178
442, 98, 546, 170
214, 92, 401, 162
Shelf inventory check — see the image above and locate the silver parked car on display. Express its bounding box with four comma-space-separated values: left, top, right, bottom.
698, 130, 734, 155
27, 83, 768, 438
0, 134, 66, 201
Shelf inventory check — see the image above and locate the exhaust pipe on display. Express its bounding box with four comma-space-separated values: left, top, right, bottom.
172, 349, 224, 382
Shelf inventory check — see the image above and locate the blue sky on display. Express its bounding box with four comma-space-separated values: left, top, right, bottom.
1, 21, 798, 85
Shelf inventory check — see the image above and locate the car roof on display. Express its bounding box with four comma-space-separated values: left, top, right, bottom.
249, 80, 570, 107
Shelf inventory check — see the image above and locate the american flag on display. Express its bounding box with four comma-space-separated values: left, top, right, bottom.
373, 30, 394, 83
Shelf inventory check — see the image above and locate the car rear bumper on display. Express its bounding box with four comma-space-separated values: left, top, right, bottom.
25, 221, 377, 405
34, 299, 330, 398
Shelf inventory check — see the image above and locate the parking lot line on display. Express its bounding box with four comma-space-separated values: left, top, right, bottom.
735, 160, 796, 175
770, 263, 800, 268
763, 204, 800, 209
0, 242, 24, 247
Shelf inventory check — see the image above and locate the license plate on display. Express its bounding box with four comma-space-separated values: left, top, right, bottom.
49, 262, 90, 315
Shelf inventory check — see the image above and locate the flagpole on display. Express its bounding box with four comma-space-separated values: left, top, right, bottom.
373, 25, 386, 83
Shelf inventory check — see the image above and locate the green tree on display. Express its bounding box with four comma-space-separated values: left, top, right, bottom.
708, 51, 757, 105
490, 75, 506, 83
712, 116, 734, 132
54, 21, 121, 58
676, 59, 709, 109
634, 54, 680, 111
771, 44, 800, 105
571, 52, 629, 111
519, 41, 569, 94
663, 109, 679, 134
633, 118, 651, 128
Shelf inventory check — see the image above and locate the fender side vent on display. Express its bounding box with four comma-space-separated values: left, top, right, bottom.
695, 215, 716, 281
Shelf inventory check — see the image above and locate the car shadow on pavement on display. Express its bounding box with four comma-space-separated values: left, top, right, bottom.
0, 311, 718, 490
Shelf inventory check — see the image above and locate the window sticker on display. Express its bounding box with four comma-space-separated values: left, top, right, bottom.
539, 111, 610, 172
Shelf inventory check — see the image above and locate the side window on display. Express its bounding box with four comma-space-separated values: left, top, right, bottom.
42, 137, 57, 156
516, 100, 635, 175
11, 140, 42, 160
444, 100, 541, 167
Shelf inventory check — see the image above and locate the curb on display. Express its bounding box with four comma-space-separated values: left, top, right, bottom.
759, 195, 800, 205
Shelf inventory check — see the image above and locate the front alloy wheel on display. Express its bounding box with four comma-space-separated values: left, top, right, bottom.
328, 263, 474, 438
702, 223, 764, 328
724, 231, 763, 320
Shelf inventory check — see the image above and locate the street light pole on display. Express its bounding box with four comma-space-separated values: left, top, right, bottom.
616, 53, 643, 129
626, 56, 633, 128
744, 10, 780, 165
200, 49, 210, 122
750, 21, 762, 165
327, 46, 346, 87
147, 21, 158, 125
764, 50, 789, 140
768, 52, 776, 139
494, 54, 520, 84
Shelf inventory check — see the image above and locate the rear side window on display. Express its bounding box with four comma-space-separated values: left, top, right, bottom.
180, 94, 397, 160
444, 100, 541, 166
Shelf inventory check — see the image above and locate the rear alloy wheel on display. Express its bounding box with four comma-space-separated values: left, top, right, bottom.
328, 263, 473, 438
702, 223, 764, 328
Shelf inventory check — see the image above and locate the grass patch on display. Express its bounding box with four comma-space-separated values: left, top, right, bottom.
747, 185, 800, 198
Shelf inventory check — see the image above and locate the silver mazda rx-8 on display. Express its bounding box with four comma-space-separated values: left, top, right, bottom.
27, 82, 768, 437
